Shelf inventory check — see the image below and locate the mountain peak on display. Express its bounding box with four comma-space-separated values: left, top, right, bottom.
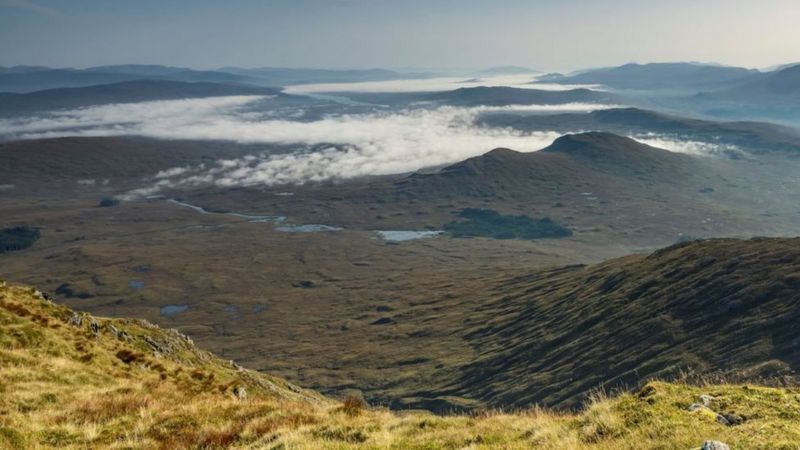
543, 131, 654, 156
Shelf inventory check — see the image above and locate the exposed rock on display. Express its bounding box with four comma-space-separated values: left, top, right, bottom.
143, 335, 172, 355
699, 394, 715, 406
108, 324, 129, 341
720, 412, 744, 426
637, 384, 657, 399
688, 403, 705, 412
68, 313, 83, 327
89, 319, 100, 337
233, 386, 247, 400
715, 414, 731, 426
702, 441, 730, 450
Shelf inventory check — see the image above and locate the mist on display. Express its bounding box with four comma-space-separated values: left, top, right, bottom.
0, 94, 740, 196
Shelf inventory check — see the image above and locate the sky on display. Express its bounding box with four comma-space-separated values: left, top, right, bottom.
1, 0, 799, 72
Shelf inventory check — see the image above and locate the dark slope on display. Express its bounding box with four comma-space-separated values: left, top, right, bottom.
423, 86, 619, 106
0, 137, 274, 194
479, 107, 800, 154
541, 62, 759, 91
700, 64, 800, 103
409, 237, 800, 411
0, 67, 258, 93
0, 80, 280, 116
402, 132, 702, 197
683, 65, 800, 123
341, 86, 622, 107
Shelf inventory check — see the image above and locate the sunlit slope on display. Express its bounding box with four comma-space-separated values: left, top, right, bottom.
2, 279, 800, 449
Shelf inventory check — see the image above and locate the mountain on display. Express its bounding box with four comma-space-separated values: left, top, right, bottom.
541, 62, 760, 91
3, 276, 800, 448
403, 132, 704, 198
218, 66, 434, 85
411, 237, 800, 410
699, 64, 800, 102
679, 64, 800, 123
343, 86, 622, 107
84, 64, 189, 76
472, 66, 538, 76
0, 80, 281, 117
479, 107, 800, 154
422, 86, 619, 106
0, 65, 52, 75
0, 67, 258, 93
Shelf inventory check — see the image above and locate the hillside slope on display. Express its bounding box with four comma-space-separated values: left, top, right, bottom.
479, 108, 800, 155
408, 238, 800, 411
3, 278, 800, 449
0, 80, 280, 117
540, 63, 759, 91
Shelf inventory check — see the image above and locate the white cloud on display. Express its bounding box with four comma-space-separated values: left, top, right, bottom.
631, 134, 745, 157
284, 74, 601, 94
1, 95, 622, 194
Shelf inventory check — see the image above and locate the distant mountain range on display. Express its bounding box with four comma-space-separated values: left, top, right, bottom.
340, 86, 622, 107
697, 64, 800, 102
479, 107, 800, 154
0, 64, 437, 93
0, 80, 281, 117
541, 62, 760, 91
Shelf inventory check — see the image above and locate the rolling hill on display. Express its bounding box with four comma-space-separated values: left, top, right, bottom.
541, 63, 759, 91
479, 107, 800, 155
3, 248, 800, 448
698, 64, 800, 104
0, 80, 281, 117
420, 237, 800, 410
0, 67, 259, 93
341, 86, 622, 107
401, 132, 710, 199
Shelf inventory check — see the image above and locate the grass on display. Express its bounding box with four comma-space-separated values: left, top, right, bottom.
2, 279, 800, 449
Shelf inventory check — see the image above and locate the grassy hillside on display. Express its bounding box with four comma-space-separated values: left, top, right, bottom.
3, 279, 800, 449
418, 237, 800, 410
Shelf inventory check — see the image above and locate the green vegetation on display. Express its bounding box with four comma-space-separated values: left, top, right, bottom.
3, 279, 800, 449
444, 208, 572, 239
0, 226, 40, 254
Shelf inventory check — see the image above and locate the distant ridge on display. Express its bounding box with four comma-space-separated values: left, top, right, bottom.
0, 80, 280, 117
541, 62, 760, 91
479, 107, 800, 154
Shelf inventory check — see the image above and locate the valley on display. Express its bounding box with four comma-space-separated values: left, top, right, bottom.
3, 51, 800, 449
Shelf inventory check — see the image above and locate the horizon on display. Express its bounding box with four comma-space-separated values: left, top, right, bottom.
0, 60, 794, 75
2, 0, 799, 72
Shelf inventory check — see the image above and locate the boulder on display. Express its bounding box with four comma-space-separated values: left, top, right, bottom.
702, 441, 730, 450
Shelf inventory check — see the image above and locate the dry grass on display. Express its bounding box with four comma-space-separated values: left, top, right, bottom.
3, 280, 800, 449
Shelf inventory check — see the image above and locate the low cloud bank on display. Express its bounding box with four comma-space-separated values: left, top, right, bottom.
0, 95, 620, 194
284, 74, 601, 94
632, 134, 746, 157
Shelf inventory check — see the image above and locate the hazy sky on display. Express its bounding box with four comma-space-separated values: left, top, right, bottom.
1, 0, 799, 72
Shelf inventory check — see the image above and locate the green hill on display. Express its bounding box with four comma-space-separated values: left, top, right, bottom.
3, 238, 800, 448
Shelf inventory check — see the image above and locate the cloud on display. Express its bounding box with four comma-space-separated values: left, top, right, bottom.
631, 134, 746, 158
0, 95, 620, 195
285, 74, 600, 94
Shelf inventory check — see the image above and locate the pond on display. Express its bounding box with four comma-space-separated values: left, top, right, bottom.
374, 230, 443, 242
160, 304, 189, 317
